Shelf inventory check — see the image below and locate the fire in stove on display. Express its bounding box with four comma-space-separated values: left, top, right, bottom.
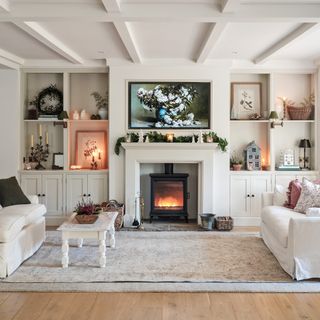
150, 169, 189, 222
155, 196, 183, 210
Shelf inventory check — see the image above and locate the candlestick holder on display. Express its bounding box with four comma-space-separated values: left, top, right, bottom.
91, 155, 98, 170
30, 136, 49, 170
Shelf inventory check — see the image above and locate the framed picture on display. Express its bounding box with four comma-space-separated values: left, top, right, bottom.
128, 81, 211, 129
231, 82, 262, 119
75, 131, 107, 169
52, 153, 64, 170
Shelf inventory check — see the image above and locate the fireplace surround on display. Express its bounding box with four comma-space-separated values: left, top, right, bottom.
122, 143, 216, 227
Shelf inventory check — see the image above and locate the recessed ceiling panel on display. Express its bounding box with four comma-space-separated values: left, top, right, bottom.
130, 22, 211, 59
40, 22, 130, 60
209, 22, 300, 60
0, 22, 63, 59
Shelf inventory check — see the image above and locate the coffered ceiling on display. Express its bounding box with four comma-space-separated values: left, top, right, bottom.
1, 0, 320, 68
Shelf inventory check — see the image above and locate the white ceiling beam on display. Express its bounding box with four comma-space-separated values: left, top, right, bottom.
0, 48, 24, 65
196, 22, 227, 63
2, 3, 320, 23
0, 57, 20, 69
0, 48, 24, 69
102, 0, 120, 12
14, 22, 84, 64
221, 0, 240, 13
112, 21, 141, 63
0, 0, 10, 12
254, 23, 319, 64
102, 0, 141, 63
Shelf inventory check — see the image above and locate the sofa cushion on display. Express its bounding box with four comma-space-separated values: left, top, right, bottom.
0, 204, 46, 225
0, 177, 30, 207
261, 206, 304, 248
285, 179, 302, 209
294, 178, 320, 213
0, 214, 26, 242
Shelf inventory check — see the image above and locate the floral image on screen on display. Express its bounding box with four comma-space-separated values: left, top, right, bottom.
128, 82, 211, 129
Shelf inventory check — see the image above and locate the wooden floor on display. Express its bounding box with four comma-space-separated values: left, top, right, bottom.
1, 292, 320, 320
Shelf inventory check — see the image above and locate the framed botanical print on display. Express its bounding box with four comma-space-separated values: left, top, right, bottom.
75, 130, 107, 169
231, 82, 262, 119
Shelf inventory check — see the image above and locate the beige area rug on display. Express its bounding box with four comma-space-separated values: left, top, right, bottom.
1, 231, 320, 292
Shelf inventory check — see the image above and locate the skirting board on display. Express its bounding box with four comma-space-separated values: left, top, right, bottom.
47, 217, 261, 227
233, 217, 261, 227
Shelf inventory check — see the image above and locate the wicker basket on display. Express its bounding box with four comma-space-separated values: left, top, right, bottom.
75, 214, 99, 224
102, 200, 125, 231
287, 105, 312, 120
215, 216, 233, 231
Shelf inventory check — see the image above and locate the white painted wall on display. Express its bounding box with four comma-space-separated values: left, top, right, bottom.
108, 64, 230, 216
0, 70, 20, 178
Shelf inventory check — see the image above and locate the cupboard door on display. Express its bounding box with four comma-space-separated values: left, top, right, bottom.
87, 174, 108, 204
20, 174, 42, 199
66, 174, 87, 213
250, 176, 271, 217
230, 176, 250, 217
42, 174, 63, 216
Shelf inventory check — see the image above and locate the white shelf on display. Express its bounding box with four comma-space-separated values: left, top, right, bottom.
24, 119, 65, 123
230, 120, 269, 123
282, 120, 315, 123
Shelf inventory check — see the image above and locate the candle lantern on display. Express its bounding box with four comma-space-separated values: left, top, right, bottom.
166, 133, 174, 143
299, 139, 311, 170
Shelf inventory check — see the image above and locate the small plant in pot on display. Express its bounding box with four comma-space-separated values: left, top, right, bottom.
74, 198, 101, 224
230, 153, 243, 171
91, 91, 108, 120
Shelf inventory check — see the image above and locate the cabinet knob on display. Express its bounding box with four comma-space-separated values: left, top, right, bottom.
37, 194, 41, 197
251, 194, 255, 198
42, 194, 45, 197
88, 194, 91, 197
247, 194, 250, 198
83, 194, 87, 197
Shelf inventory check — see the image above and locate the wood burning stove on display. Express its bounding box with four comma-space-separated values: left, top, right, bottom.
150, 164, 189, 222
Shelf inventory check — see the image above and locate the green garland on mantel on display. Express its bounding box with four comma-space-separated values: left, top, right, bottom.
115, 131, 228, 155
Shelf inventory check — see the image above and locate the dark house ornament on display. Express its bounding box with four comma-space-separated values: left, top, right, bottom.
37, 84, 63, 115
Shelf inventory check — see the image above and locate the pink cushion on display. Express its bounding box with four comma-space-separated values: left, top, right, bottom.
285, 179, 302, 209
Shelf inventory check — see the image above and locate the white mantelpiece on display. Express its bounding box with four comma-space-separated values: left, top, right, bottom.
122, 143, 217, 226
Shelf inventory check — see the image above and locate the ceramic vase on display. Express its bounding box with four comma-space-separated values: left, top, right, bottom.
98, 107, 108, 120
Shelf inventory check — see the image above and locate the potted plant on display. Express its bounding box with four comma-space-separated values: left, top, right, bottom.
91, 91, 108, 119
74, 198, 101, 224
230, 153, 243, 171
203, 131, 217, 143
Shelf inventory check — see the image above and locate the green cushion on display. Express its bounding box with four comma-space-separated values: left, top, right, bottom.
0, 177, 31, 207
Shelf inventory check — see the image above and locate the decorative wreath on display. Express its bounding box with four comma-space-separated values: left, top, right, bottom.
37, 84, 63, 115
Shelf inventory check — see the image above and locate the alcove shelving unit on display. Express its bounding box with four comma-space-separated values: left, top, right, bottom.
229, 71, 319, 226
19, 69, 109, 225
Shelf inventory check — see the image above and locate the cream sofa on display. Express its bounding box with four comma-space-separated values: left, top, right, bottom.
0, 195, 46, 278
261, 192, 320, 280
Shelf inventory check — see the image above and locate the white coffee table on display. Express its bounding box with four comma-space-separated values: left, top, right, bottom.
57, 211, 118, 268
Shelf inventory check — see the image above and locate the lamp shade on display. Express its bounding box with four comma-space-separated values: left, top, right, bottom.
269, 111, 279, 120
299, 139, 311, 148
